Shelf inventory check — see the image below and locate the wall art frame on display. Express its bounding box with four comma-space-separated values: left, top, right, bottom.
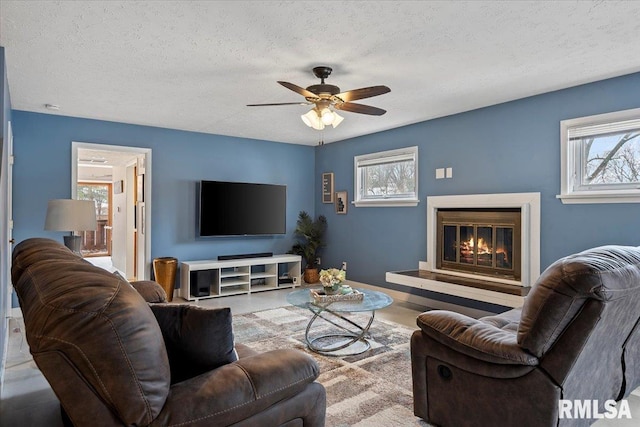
335, 190, 348, 214
322, 172, 334, 203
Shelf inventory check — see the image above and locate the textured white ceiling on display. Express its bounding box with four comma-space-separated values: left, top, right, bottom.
1, 1, 639, 146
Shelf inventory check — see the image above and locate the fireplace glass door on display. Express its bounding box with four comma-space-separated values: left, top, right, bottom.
437, 210, 521, 280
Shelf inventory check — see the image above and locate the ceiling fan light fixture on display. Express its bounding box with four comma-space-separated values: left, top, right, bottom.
250, 66, 390, 132
301, 109, 325, 130
301, 110, 315, 127
311, 120, 325, 131
320, 108, 335, 125
331, 111, 344, 128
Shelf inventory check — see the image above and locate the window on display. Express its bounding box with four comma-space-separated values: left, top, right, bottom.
559, 108, 640, 204
354, 146, 419, 207
77, 182, 112, 256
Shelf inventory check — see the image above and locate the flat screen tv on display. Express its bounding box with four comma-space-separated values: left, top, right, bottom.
198, 180, 286, 236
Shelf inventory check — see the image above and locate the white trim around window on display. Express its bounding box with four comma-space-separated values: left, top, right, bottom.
558, 108, 640, 204
353, 146, 419, 207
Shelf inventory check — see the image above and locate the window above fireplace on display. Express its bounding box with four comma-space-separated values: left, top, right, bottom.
353, 146, 419, 207
559, 108, 640, 204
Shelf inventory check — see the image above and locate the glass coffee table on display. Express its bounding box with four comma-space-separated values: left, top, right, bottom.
286, 287, 393, 356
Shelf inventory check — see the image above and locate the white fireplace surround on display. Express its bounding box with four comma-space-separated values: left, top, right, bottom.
424, 192, 541, 287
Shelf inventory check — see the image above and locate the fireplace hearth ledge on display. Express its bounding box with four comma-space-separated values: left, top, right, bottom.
385, 269, 529, 308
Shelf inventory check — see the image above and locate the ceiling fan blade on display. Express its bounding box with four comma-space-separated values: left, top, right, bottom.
334, 85, 390, 103
335, 102, 387, 116
247, 102, 310, 107
278, 81, 319, 99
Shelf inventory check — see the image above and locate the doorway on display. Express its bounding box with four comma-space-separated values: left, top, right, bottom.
72, 142, 152, 280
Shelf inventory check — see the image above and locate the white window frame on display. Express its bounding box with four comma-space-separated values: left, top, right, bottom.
558, 108, 640, 204
353, 146, 419, 207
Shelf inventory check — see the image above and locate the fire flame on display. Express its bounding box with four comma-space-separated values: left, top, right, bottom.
460, 237, 508, 263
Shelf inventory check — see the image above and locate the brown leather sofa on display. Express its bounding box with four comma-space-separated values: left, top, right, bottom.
11, 238, 326, 426
411, 245, 640, 427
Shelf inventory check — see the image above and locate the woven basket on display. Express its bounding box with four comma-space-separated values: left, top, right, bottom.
310, 289, 364, 304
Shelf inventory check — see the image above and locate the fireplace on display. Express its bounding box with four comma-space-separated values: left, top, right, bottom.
436, 209, 521, 281
386, 193, 540, 307
425, 192, 540, 288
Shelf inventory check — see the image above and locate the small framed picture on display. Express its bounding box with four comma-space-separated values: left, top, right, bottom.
322, 172, 334, 203
335, 191, 347, 214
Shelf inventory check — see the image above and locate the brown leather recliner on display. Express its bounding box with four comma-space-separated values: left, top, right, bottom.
11, 238, 326, 426
411, 245, 640, 427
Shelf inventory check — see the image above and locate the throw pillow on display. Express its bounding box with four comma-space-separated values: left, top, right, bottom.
150, 305, 237, 383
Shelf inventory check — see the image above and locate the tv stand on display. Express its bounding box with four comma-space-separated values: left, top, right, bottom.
180, 254, 302, 301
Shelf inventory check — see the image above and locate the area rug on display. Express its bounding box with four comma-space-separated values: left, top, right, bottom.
232, 305, 430, 427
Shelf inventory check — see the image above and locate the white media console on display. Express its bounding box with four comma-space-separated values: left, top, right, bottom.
180, 254, 302, 301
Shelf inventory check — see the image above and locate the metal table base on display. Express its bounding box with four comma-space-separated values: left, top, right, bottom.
305, 303, 376, 356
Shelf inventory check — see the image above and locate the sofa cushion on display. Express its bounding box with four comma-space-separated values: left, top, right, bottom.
518, 245, 640, 357
481, 307, 521, 334
417, 309, 538, 365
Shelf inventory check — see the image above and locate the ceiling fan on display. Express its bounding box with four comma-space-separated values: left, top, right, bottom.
247, 66, 390, 130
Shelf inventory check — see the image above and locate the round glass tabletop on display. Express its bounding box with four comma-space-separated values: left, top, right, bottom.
287, 287, 393, 313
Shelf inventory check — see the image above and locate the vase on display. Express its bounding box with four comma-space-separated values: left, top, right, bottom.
153, 257, 178, 302
323, 283, 341, 295
304, 267, 319, 284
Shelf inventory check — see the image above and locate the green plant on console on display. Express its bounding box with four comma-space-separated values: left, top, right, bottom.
289, 211, 327, 283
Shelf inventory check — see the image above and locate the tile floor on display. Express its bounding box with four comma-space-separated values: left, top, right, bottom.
2, 284, 639, 426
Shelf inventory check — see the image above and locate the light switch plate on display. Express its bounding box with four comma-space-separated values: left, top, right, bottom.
436, 168, 445, 179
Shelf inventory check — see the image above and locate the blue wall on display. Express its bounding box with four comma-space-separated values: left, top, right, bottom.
8, 72, 640, 312
315, 72, 640, 306
11, 112, 315, 268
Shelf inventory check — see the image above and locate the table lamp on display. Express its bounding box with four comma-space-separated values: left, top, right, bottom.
44, 199, 97, 255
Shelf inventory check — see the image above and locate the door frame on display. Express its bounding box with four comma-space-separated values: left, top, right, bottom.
0, 121, 13, 394
72, 142, 152, 280
3, 122, 12, 314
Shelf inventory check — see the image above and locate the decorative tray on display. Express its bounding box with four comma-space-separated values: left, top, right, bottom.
310, 289, 364, 304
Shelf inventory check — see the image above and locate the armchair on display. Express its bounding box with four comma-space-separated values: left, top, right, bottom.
411, 245, 640, 426
11, 238, 326, 426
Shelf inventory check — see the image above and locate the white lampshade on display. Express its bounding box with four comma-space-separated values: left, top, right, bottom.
301, 110, 315, 127
301, 109, 325, 130
331, 111, 344, 128
45, 199, 97, 232
320, 108, 335, 125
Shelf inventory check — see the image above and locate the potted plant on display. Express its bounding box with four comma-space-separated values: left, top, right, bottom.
289, 211, 327, 283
